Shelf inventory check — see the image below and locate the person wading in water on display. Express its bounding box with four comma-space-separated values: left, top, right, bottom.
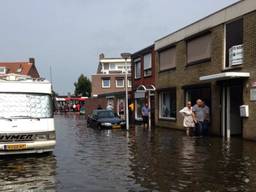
179, 101, 195, 136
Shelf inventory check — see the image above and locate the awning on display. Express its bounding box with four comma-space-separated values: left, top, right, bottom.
200, 72, 250, 81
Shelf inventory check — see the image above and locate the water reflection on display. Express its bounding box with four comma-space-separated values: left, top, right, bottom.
1, 114, 256, 192
127, 128, 256, 192
0, 154, 56, 192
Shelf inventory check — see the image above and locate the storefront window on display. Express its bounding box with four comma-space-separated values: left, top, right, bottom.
159, 89, 176, 119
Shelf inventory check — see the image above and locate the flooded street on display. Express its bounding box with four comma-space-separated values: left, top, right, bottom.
1, 114, 256, 192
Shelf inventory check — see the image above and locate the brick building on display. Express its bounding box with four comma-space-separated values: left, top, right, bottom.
91, 54, 131, 96
154, 0, 256, 140
131, 45, 156, 125
0, 58, 40, 79
89, 54, 132, 116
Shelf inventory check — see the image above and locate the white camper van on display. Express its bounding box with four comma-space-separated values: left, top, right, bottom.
0, 75, 56, 155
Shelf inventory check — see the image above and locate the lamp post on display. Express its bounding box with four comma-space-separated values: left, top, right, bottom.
121, 52, 131, 131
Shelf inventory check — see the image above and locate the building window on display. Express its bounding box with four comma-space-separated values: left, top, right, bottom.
143, 53, 152, 77
0, 67, 6, 74
102, 78, 110, 88
225, 18, 243, 68
187, 33, 211, 65
134, 60, 141, 79
117, 66, 124, 70
103, 63, 109, 70
110, 63, 116, 70
116, 78, 124, 88
159, 47, 176, 71
159, 89, 176, 119
128, 79, 132, 88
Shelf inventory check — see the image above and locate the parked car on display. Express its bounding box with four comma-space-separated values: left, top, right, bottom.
87, 109, 126, 129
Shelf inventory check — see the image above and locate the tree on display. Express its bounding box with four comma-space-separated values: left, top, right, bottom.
74, 74, 91, 97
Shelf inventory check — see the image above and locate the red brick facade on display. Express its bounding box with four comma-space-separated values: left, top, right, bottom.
131, 45, 156, 124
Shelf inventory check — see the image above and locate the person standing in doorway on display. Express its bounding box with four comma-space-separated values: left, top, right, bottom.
192, 99, 204, 136
141, 103, 150, 129
179, 101, 195, 136
202, 100, 210, 136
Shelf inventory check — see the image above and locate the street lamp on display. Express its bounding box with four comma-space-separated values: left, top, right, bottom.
121, 52, 131, 131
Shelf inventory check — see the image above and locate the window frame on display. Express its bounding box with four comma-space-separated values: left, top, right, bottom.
115, 78, 124, 88
224, 18, 244, 69
0, 67, 6, 74
158, 89, 177, 120
134, 59, 141, 79
109, 63, 116, 70
102, 78, 111, 88
158, 46, 176, 72
186, 32, 212, 66
128, 79, 132, 88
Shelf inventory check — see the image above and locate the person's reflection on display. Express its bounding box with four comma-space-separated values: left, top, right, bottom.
0, 154, 57, 191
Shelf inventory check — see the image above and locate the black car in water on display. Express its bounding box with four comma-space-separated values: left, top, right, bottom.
87, 109, 126, 129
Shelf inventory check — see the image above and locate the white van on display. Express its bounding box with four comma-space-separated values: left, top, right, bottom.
0, 75, 56, 155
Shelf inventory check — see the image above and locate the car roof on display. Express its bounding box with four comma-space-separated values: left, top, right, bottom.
93, 109, 112, 113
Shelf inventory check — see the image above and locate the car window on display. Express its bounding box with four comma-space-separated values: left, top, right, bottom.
98, 111, 115, 118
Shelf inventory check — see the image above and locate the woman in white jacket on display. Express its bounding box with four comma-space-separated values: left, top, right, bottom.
179, 101, 195, 136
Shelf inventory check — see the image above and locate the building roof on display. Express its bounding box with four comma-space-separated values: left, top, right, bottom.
155, 0, 255, 50
100, 58, 131, 63
0, 60, 39, 78
132, 44, 154, 59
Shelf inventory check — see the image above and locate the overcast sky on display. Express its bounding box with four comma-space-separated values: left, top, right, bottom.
0, 0, 239, 95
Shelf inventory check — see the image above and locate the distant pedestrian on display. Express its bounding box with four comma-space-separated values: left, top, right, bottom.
72, 103, 76, 112
179, 101, 195, 136
119, 101, 125, 119
76, 103, 81, 112
141, 103, 150, 129
106, 103, 113, 111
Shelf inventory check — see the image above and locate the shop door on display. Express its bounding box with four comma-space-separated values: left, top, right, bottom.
230, 85, 243, 135
222, 83, 243, 138
186, 86, 211, 108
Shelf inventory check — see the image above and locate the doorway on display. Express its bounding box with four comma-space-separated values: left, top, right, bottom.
221, 82, 243, 138
185, 86, 211, 108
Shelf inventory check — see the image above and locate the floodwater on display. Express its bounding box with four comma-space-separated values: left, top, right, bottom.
1, 114, 256, 192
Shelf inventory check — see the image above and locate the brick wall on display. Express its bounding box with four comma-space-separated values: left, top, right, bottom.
91, 74, 131, 96
155, 24, 224, 132
242, 11, 256, 140
154, 11, 256, 140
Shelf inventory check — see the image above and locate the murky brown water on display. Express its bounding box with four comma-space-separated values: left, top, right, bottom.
1, 114, 256, 192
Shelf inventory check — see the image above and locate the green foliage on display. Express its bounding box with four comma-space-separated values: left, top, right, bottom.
74, 74, 91, 97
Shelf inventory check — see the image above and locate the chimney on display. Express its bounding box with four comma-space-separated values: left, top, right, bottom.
29, 57, 35, 65
99, 53, 104, 60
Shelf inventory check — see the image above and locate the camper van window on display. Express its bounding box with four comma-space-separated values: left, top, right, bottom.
0, 93, 53, 118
